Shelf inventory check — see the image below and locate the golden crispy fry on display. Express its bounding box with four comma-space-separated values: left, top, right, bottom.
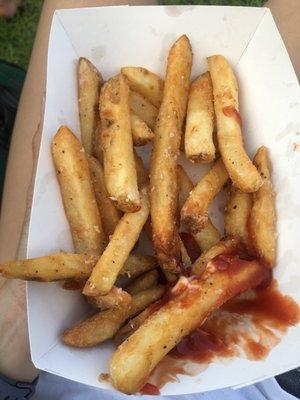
150, 35, 193, 273
181, 158, 228, 232
177, 164, 220, 251
119, 254, 157, 279
249, 146, 276, 268
125, 269, 159, 295
121, 67, 164, 107
100, 74, 140, 212
129, 91, 158, 131
92, 121, 103, 164
225, 183, 252, 247
83, 187, 150, 296
208, 55, 262, 192
63, 285, 165, 347
115, 302, 158, 346
192, 238, 239, 276
192, 222, 221, 252
87, 155, 121, 238
131, 113, 154, 146
87, 287, 132, 310
0, 253, 97, 281
78, 58, 102, 154
185, 72, 215, 163
52, 126, 106, 256
110, 259, 269, 394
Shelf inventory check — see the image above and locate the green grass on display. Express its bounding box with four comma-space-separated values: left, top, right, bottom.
0, 0, 266, 69
0, 0, 43, 69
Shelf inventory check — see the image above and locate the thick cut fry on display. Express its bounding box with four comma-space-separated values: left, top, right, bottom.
0, 253, 97, 282
129, 91, 158, 130
177, 164, 221, 251
87, 155, 121, 238
100, 74, 140, 212
83, 187, 150, 296
87, 287, 132, 310
131, 113, 154, 146
192, 238, 239, 276
192, 222, 221, 252
185, 72, 215, 163
119, 254, 157, 279
121, 67, 164, 107
62, 285, 165, 347
125, 269, 159, 295
115, 302, 158, 346
78, 58, 102, 154
208, 55, 262, 192
110, 258, 269, 394
52, 126, 106, 256
249, 146, 276, 268
150, 35, 193, 273
225, 184, 252, 247
181, 158, 228, 232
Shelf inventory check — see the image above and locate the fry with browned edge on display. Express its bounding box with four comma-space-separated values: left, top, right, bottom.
131, 114, 154, 146
150, 35, 193, 273
100, 74, 140, 212
125, 269, 159, 295
225, 183, 252, 248
63, 285, 165, 347
78, 58, 102, 154
87, 287, 132, 311
208, 55, 262, 192
83, 186, 150, 296
185, 72, 215, 163
249, 146, 276, 268
110, 258, 269, 394
52, 126, 106, 257
181, 158, 228, 232
121, 67, 164, 108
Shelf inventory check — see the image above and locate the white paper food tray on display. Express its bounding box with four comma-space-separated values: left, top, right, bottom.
26, 5, 300, 395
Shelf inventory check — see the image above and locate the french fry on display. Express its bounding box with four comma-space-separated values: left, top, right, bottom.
83, 187, 150, 296
92, 121, 103, 164
177, 164, 193, 211
185, 72, 215, 163
180, 240, 192, 268
208, 55, 262, 192
87, 155, 121, 238
192, 238, 239, 276
119, 254, 157, 279
0, 253, 97, 281
115, 302, 158, 346
181, 158, 228, 233
193, 222, 221, 252
249, 146, 276, 268
125, 269, 159, 295
150, 35, 193, 273
78, 58, 102, 154
131, 114, 154, 146
224, 183, 252, 247
110, 259, 269, 394
87, 287, 132, 310
100, 74, 140, 212
62, 285, 165, 347
52, 126, 106, 257
121, 67, 164, 107
129, 90, 158, 130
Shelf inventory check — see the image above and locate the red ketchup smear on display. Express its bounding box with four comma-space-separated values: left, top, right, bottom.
150, 279, 300, 389
222, 106, 242, 127
140, 383, 160, 395
179, 232, 201, 263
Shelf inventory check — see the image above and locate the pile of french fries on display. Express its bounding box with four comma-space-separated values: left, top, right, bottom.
0, 35, 276, 394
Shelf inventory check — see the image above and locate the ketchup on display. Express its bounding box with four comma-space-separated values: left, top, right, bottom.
140, 383, 160, 395
222, 106, 242, 126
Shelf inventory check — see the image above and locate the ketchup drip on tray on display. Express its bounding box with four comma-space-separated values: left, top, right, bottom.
140, 383, 160, 395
